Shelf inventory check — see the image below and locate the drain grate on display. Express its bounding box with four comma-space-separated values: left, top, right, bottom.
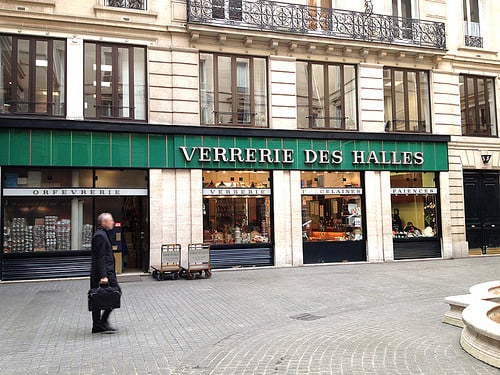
290, 313, 324, 321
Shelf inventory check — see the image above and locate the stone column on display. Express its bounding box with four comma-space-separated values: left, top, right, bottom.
290, 170, 303, 266
358, 63, 385, 133
380, 171, 394, 261
149, 169, 203, 269
440, 172, 454, 259
269, 56, 297, 130
272, 170, 293, 267
364, 171, 384, 262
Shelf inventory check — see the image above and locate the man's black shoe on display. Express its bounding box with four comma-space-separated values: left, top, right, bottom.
92, 324, 106, 334
102, 323, 117, 333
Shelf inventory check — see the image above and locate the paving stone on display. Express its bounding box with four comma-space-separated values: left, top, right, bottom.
0, 258, 499, 374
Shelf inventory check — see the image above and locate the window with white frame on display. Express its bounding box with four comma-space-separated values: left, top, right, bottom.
463, 0, 483, 47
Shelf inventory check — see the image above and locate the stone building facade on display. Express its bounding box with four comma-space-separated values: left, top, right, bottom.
0, 0, 498, 280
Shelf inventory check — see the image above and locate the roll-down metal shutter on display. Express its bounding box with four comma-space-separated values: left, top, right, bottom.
210, 244, 273, 268
1, 251, 91, 281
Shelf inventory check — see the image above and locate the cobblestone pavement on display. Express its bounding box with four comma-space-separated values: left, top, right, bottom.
1, 257, 499, 374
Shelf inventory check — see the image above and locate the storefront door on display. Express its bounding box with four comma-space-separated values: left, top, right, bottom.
95, 196, 149, 272
464, 171, 500, 255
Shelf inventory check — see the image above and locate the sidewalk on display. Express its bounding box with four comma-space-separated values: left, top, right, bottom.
0, 257, 499, 374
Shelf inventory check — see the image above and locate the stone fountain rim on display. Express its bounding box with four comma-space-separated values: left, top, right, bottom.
462, 300, 500, 341
469, 280, 500, 298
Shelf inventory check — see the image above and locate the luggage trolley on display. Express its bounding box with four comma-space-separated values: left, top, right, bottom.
151, 244, 182, 281
184, 243, 211, 280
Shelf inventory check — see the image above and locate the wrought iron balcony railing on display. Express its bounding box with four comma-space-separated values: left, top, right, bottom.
105, 0, 146, 10
464, 35, 483, 48
188, 0, 446, 49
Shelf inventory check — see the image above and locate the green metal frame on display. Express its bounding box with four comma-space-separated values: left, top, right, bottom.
0, 129, 448, 171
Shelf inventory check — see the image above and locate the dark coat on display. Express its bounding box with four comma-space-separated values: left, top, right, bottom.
90, 226, 119, 290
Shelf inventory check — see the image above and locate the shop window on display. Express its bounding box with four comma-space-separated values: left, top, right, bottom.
2, 168, 148, 254
3, 168, 93, 188
3, 197, 93, 253
199, 53, 268, 127
95, 169, 148, 188
301, 172, 363, 242
390, 172, 439, 239
0, 34, 66, 116
84, 42, 146, 121
459, 74, 497, 136
383, 68, 431, 133
202, 171, 271, 244
296, 62, 357, 130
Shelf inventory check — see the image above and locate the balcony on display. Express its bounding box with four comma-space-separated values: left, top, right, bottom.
105, 0, 146, 10
464, 35, 483, 48
464, 21, 482, 48
187, 0, 446, 50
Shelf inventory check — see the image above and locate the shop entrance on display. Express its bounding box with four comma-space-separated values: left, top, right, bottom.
464, 171, 500, 255
95, 196, 149, 273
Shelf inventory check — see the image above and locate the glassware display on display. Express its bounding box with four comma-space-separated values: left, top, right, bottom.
202, 171, 271, 244
301, 172, 363, 242
390, 172, 439, 239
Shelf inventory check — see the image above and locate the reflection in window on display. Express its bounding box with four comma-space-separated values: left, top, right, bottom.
84, 42, 146, 120
0, 35, 66, 116
95, 169, 148, 188
459, 74, 496, 136
3, 168, 93, 188
199, 53, 268, 127
296, 62, 357, 130
384, 68, 431, 133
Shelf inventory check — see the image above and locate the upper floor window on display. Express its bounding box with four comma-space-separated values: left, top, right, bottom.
105, 0, 146, 10
392, 0, 417, 39
463, 0, 482, 47
0, 35, 66, 117
84, 42, 146, 121
296, 62, 357, 130
459, 74, 496, 137
383, 67, 431, 133
199, 53, 268, 127
212, 0, 242, 21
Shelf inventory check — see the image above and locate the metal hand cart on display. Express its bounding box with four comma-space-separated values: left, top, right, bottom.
151, 244, 182, 281
183, 243, 211, 280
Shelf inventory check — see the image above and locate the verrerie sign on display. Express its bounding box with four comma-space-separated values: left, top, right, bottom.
180, 146, 424, 167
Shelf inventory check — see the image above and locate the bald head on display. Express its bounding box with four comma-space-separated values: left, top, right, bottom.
97, 213, 115, 230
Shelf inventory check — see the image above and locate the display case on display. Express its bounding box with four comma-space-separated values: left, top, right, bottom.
203, 171, 271, 245
390, 172, 441, 260
301, 171, 366, 263
202, 170, 273, 268
1, 167, 149, 280
3, 197, 93, 253
390, 172, 439, 239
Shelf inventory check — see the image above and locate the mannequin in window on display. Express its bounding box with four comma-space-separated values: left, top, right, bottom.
392, 208, 403, 232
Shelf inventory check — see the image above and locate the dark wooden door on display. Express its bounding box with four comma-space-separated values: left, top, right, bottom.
464, 171, 500, 254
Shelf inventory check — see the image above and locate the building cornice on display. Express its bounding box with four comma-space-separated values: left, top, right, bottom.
0, 118, 450, 143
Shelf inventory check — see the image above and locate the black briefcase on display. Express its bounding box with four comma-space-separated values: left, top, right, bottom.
88, 285, 122, 311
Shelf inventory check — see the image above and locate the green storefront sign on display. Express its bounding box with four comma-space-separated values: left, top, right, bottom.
0, 129, 448, 171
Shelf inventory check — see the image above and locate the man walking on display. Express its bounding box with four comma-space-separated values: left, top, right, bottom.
90, 212, 121, 333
